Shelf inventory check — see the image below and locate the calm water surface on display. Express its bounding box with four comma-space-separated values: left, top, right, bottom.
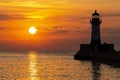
0, 51, 119, 80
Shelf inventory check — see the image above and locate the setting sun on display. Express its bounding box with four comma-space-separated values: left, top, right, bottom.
29, 26, 37, 34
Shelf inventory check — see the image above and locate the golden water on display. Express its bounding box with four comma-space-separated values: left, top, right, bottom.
0, 51, 119, 80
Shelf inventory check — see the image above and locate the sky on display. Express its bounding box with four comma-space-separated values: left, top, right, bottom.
0, 0, 120, 52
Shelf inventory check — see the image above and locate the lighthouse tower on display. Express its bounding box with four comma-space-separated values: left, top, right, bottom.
90, 10, 102, 45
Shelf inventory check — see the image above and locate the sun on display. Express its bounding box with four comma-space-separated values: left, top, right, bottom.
29, 26, 37, 34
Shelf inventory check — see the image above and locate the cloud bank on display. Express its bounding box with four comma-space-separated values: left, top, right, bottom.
0, 14, 27, 20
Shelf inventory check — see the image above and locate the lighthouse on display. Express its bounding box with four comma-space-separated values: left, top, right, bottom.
90, 10, 102, 45
74, 10, 118, 61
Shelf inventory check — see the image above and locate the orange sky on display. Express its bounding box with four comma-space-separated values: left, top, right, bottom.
0, 0, 120, 51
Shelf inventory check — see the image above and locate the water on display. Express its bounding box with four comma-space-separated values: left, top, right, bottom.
0, 51, 119, 80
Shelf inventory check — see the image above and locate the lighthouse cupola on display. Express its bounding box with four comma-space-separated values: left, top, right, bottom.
90, 10, 102, 45
92, 10, 100, 19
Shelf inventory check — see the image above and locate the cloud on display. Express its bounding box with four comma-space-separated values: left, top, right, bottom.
0, 27, 6, 30
38, 26, 70, 34
102, 13, 120, 17
0, 0, 10, 2
37, 25, 90, 35
0, 14, 27, 20
74, 30, 90, 34
0, 26, 28, 31
50, 30, 70, 34
102, 27, 120, 33
47, 15, 89, 22
0, 1, 36, 3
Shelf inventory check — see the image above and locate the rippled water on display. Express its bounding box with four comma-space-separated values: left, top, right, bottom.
0, 51, 119, 80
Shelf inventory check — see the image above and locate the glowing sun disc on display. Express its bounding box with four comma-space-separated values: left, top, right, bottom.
29, 26, 37, 34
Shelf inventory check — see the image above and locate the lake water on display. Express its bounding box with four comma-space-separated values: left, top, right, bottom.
0, 51, 119, 80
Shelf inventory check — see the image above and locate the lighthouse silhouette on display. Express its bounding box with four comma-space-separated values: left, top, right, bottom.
74, 10, 119, 60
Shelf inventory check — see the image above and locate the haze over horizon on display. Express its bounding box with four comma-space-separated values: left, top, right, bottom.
0, 0, 120, 52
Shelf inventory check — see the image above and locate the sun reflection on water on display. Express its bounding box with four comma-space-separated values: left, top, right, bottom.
28, 51, 39, 80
